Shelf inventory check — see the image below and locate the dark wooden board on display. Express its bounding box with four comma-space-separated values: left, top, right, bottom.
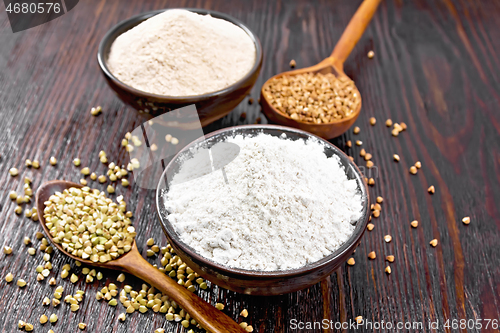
0, 0, 499, 332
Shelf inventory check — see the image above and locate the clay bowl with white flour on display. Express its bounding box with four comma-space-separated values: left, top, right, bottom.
97, 8, 263, 127
156, 125, 370, 295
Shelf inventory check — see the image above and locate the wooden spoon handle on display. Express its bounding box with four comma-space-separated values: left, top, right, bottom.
330, 0, 382, 68
119, 250, 245, 333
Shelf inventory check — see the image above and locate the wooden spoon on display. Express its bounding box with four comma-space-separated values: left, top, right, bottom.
35, 180, 245, 333
260, 0, 382, 139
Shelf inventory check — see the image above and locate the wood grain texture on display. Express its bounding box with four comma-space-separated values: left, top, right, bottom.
0, 0, 499, 332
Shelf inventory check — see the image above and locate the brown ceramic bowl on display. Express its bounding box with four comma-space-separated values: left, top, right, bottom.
97, 8, 263, 127
156, 125, 370, 295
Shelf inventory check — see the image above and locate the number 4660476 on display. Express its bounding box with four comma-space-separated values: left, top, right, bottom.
6, 2, 61, 14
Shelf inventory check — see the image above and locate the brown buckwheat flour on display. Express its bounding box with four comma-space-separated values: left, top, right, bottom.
107, 9, 256, 96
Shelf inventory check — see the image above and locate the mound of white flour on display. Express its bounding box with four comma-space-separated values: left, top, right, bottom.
107, 9, 256, 96
163, 134, 363, 271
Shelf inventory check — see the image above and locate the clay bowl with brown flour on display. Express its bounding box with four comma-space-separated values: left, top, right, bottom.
156, 125, 370, 295
97, 8, 263, 128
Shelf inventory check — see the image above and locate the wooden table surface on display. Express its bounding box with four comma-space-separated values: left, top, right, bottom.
1, 0, 499, 332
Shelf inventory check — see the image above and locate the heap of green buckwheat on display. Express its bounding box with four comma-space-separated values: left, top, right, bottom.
42, 187, 136, 263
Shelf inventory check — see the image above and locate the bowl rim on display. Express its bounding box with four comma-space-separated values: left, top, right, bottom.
97, 8, 263, 101
155, 124, 370, 279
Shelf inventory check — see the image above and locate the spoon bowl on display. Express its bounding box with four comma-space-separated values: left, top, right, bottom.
36, 180, 130, 270
261, 0, 381, 139
35, 180, 246, 333
261, 60, 362, 139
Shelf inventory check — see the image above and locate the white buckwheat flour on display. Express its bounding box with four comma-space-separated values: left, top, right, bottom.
107, 9, 256, 96
163, 133, 363, 271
